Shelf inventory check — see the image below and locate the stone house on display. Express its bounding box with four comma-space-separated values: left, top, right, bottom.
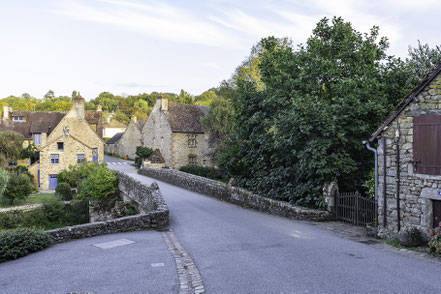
116, 116, 146, 159
142, 96, 213, 169
104, 132, 123, 155
368, 63, 441, 239
0, 98, 104, 189
103, 117, 127, 139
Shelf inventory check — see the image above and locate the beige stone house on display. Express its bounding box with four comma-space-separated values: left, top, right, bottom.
116, 116, 146, 159
103, 117, 127, 139
367, 63, 441, 239
142, 96, 213, 169
0, 98, 104, 189
104, 132, 123, 155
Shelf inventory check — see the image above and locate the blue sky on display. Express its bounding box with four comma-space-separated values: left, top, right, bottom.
0, 0, 440, 100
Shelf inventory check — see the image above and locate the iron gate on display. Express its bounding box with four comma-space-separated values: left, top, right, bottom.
335, 191, 376, 226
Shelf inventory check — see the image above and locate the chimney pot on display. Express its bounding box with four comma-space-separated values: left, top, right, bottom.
131, 115, 137, 123
160, 95, 168, 111
2, 106, 10, 120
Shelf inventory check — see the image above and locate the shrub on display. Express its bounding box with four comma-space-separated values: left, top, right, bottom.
55, 182, 73, 201
0, 228, 51, 263
78, 167, 118, 200
428, 223, 441, 254
179, 165, 228, 182
3, 173, 34, 204
58, 162, 106, 188
135, 146, 153, 168
0, 168, 9, 197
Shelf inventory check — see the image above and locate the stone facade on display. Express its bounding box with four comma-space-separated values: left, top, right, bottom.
139, 167, 331, 221
369, 64, 441, 239
116, 116, 146, 159
142, 97, 214, 169
46, 172, 169, 243
38, 98, 104, 189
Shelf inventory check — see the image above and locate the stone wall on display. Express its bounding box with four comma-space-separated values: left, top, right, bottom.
139, 168, 331, 222
171, 133, 213, 169
376, 72, 441, 239
46, 172, 169, 243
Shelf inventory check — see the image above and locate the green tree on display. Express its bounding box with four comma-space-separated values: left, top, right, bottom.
78, 167, 118, 200
407, 41, 441, 80
0, 131, 24, 168
177, 90, 194, 104
4, 173, 34, 204
0, 169, 9, 197
220, 17, 416, 207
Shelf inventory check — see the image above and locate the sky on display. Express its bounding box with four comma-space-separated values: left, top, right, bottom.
0, 0, 440, 101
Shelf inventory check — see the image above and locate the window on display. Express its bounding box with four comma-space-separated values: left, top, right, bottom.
414, 115, 441, 175
188, 155, 197, 165
77, 154, 85, 163
33, 133, 41, 145
12, 116, 24, 122
188, 134, 197, 148
50, 154, 59, 164
57, 142, 64, 151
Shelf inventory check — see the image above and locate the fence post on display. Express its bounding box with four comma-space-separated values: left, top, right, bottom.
355, 191, 359, 226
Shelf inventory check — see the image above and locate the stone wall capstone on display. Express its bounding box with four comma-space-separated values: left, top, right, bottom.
139, 168, 331, 222
46, 172, 169, 243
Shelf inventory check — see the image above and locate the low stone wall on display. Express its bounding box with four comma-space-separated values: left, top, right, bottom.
46, 173, 169, 243
139, 168, 331, 222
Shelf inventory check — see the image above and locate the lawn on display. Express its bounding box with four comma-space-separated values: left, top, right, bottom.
0, 193, 56, 209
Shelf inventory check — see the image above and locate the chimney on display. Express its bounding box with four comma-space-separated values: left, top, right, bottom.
131, 115, 137, 123
97, 105, 102, 112
106, 116, 111, 124
66, 97, 85, 119
2, 105, 9, 120
160, 95, 168, 111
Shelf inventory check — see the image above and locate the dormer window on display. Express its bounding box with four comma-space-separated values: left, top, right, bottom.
12, 116, 24, 122
33, 133, 41, 145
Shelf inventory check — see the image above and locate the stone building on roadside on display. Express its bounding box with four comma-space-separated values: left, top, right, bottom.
104, 132, 123, 155
116, 116, 146, 160
103, 117, 127, 139
0, 98, 104, 189
367, 63, 441, 239
142, 96, 214, 169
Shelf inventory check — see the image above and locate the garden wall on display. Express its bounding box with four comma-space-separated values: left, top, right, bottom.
139, 168, 331, 221
46, 172, 169, 243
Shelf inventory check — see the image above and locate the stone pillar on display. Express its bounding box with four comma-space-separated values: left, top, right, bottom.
323, 182, 339, 212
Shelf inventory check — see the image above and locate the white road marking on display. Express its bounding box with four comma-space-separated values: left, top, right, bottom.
151, 263, 165, 267
93, 239, 135, 249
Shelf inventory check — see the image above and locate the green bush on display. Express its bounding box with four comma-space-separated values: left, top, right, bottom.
58, 162, 107, 188
55, 182, 73, 201
0, 198, 89, 230
0, 168, 9, 197
135, 146, 153, 168
3, 173, 34, 204
179, 165, 228, 182
0, 228, 51, 262
428, 224, 441, 254
78, 167, 118, 200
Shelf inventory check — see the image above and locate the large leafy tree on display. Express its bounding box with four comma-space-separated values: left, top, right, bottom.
406, 41, 441, 80
219, 17, 416, 207
0, 131, 24, 168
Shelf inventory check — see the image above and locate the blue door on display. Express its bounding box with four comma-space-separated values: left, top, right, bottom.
92, 148, 98, 163
49, 175, 58, 189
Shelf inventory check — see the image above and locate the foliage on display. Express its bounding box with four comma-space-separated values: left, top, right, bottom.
407, 41, 441, 81
218, 17, 417, 208
58, 162, 107, 188
428, 223, 441, 254
0, 169, 8, 198
0, 131, 24, 168
55, 182, 73, 201
179, 165, 228, 182
135, 146, 153, 168
0, 228, 51, 263
3, 172, 35, 205
362, 168, 376, 199
0, 197, 89, 230
77, 167, 118, 200
20, 144, 40, 163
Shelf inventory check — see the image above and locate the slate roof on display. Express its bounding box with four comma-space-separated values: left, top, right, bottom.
148, 149, 165, 163
0, 110, 103, 139
106, 132, 123, 144
369, 63, 441, 142
165, 103, 208, 133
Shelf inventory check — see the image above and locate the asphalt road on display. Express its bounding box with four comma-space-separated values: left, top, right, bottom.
107, 156, 441, 293
3, 156, 441, 293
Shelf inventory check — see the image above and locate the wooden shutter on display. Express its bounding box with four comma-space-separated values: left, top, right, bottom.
414, 115, 441, 175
